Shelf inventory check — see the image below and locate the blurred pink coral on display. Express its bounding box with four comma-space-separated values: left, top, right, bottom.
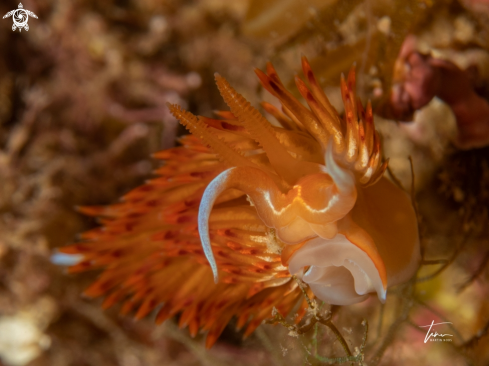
389, 36, 489, 150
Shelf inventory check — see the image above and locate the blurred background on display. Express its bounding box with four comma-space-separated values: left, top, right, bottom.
0, 0, 489, 365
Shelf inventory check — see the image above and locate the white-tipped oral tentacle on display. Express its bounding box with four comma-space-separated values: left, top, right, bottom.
50, 251, 84, 266
198, 169, 235, 283
324, 138, 356, 195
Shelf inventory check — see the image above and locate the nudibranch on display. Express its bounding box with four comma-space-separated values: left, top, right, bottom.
54, 57, 420, 347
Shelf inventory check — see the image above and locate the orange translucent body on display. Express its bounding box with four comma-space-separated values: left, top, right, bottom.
58, 57, 419, 348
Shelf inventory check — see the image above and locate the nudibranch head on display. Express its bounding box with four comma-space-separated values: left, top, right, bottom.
168, 57, 418, 306
56, 57, 420, 347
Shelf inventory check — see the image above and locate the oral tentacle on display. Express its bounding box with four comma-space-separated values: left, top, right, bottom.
198, 169, 234, 283
324, 139, 356, 196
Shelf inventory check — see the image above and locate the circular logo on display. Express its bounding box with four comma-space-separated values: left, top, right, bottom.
12, 9, 28, 28
3, 3, 38, 32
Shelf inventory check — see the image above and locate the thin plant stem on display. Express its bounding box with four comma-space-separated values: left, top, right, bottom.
318, 318, 353, 359
369, 283, 413, 365
457, 250, 489, 292
416, 233, 471, 283
293, 275, 316, 312
376, 303, 384, 340
461, 319, 489, 349
386, 165, 406, 192
421, 259, 449, 265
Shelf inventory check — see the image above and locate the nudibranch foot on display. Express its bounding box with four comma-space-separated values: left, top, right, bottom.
289, 233, 387, 305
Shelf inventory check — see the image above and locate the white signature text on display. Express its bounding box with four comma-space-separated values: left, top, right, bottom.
419, 320, 453, 343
